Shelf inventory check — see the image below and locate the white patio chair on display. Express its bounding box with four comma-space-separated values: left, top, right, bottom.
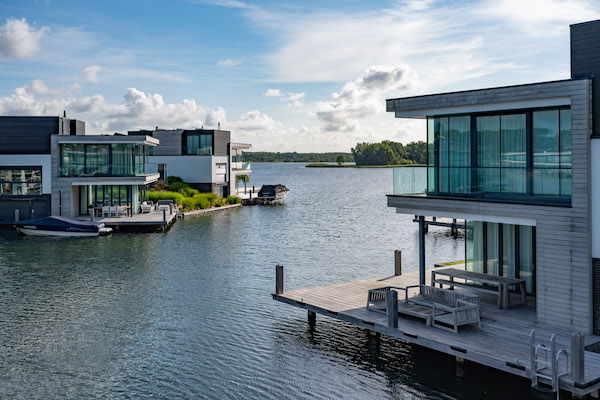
109, 206, 118, 217
117, 206, 126, 217
102, 206, 110, 217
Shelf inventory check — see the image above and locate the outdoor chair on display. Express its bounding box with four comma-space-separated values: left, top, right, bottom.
109, 206, 118, 217
141, 201, 154, 213
117, 206, 127, 217
102, 206, 110, 217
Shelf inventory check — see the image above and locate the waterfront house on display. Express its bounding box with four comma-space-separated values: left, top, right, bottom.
0, 116, 160, 224
273, 19, 600, 397
128, 128, 252, 197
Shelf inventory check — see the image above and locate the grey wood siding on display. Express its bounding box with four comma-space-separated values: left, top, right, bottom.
151, 130, 183, 156
571, 20, 600, 137
387, 79, 594, 334
213, 130, 230, 156
0, 117, 59, 154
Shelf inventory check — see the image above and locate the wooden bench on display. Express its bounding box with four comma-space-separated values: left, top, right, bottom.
431, 267, 526, 309
367, 285, 481, 333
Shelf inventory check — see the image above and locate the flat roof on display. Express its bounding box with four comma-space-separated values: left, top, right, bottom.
56, 134, 159, 146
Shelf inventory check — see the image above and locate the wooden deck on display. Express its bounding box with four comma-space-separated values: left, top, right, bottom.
273, 267, 600, 396
77, 210, 178, 232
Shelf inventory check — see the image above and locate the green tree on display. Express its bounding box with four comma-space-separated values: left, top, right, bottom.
236, 174, 250, 193
336, 155, 345, 165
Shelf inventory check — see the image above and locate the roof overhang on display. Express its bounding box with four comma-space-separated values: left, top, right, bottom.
57, 135, 159, 146
392, 97, 571, 119
69, 173, 160, 186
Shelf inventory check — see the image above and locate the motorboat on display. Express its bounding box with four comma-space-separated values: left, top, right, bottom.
14, 216, 113, 237
256, 184, 290, 204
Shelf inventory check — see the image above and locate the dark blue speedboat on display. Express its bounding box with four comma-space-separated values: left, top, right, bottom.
14, 216, 112, 237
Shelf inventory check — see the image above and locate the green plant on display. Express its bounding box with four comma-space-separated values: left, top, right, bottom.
336, 155, 345, 165
168, 181, 190, 192
225, 195, 241, 204
167, 176, 183, 184
236, 174, 250, 193
149, 180, 168, 191
146, 191, 185, 205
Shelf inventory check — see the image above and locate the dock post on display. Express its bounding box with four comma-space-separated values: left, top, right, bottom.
386, 290, 398, 329
308, 311, 316, 325
394, 250, 402, 276
275, 264, 284, 294
14, 209, 19, 222
418, 216, 426, 285
571, 333, 585, 382
163, 209, 166, 223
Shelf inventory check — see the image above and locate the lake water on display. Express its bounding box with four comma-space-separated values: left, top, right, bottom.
0, 163, 530, 399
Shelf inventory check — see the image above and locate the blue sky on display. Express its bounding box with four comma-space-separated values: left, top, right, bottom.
0, 0, 599, 151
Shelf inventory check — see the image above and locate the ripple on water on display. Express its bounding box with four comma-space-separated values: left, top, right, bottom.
0, 164, 531, 399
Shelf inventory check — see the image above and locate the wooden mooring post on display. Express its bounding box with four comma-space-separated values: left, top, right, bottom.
308, 311, 316, 325
386, 290, 398, 329
276, 264, 284, 294
572, 332, 585, 382
394, 250, 402, 276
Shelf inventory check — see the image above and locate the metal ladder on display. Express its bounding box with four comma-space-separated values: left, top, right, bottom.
530, 329, 569, 399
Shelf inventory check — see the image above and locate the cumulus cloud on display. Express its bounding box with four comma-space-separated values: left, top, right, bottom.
0, 18, 48, 60
205, 106, 228, 128
82, 65, 101, 83
315, 65, 412, 132
264, 88, 305, 107
217, 58, 242, 67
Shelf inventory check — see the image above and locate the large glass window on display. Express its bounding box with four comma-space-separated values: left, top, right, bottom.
185, 133, 213, 155
0, 167, 42, 195
426, 107, 570, 204
466, 221, 535, 295
60, 143, 85, 176
85, 144, 110, 176
60, 143, 149, 177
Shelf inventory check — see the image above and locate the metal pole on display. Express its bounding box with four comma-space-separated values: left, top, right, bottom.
419, 216, 426, 285
163, 209, 166, 223
14, 209, 19, 222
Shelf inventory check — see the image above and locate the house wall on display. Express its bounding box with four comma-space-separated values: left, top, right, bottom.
150, 130, 183, 156
387, 79, 594, 333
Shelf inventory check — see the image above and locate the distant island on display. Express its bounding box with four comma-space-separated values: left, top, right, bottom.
305, 140, 427, 167
245, 141, 426, 167
243, 152, 353, 163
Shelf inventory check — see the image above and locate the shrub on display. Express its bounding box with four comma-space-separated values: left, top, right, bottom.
179, 187, 199, 197
146, 191, 185, 205
167, 176, 183, 184
168, 181, 190, 192
149, 180, 168, 191
225, 196, 242, 204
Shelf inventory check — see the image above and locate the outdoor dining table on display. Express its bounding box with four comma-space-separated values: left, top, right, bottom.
91, 205, 132, 217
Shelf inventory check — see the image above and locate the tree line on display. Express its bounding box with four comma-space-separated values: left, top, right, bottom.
243, 152, 354, 163
351, 141, 426, 166
243, 140, 427, 165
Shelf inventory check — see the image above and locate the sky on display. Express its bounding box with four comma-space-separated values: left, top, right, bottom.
0, 0, 599, 152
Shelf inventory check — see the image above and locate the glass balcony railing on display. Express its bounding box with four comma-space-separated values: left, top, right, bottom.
392, 166, 571, 204
60, 163, 159, 177
232, 161, 251, 171
393, 166, 427, 195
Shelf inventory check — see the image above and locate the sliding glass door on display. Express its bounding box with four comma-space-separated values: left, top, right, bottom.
466, 221, 535, 295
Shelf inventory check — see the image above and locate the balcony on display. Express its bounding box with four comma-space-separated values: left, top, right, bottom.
232, 161, 251, 171
60, 163, 159, 178
392, 166, 571, 206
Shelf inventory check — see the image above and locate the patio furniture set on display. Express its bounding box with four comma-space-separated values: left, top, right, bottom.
92, 205, 131, 218
367, 268, 526, 333
141, 199, 177, 214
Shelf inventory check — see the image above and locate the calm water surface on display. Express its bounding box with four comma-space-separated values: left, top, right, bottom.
0, 163, 530, 399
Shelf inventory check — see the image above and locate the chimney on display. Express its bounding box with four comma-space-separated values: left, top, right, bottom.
218, 122, 221, 130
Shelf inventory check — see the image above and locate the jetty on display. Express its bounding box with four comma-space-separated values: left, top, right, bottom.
273, 263, 600, 398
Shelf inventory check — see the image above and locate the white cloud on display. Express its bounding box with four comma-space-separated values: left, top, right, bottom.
82, 65, 101, 83
315, 65, 413, 132
264, 88, 282, 97
0, 18, 48, 60
205, 106, 228, 128
264, 88, 305, 107
217, 58, 242, 67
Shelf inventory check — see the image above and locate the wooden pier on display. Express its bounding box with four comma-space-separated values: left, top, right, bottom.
80, 209, 178, 232
272, 266, 600, 397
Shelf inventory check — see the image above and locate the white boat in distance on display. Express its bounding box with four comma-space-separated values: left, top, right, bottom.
14, 216, 112, 237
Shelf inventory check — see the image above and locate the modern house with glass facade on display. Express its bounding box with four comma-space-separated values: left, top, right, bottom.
0, 116, 85, 224
387, 20, 600, 335
51, 134, 160, 218
0, 116, 160, 224
128, 128, 252, 197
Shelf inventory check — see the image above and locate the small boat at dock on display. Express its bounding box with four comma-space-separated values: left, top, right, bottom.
244, 184, 289, 205
14, 216, 113, 237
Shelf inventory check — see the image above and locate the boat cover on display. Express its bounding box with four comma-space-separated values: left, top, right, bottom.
14, 216, 103, 229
